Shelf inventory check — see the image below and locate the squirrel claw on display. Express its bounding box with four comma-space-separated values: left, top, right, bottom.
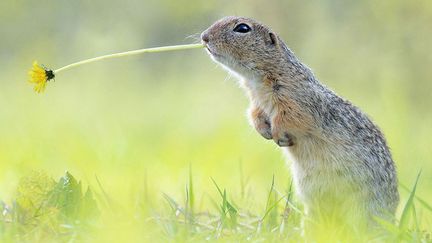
275, 132, 295, 147
257, 121, 273, 140
261, 130, 273, 140
277, 139, 294, 147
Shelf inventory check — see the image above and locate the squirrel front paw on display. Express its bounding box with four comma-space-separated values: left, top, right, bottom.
271, 113, 295, 147
249, 106, 273, 140
272, 131, 295, 147
255, 117, 273, 140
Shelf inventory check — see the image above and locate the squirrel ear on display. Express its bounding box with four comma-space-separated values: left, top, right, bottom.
268, 32, 278, 45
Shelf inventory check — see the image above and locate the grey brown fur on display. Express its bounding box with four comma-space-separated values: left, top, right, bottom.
201, 16, 399, 227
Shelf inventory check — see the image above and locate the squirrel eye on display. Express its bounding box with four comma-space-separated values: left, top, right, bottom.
233, 23, 251, 33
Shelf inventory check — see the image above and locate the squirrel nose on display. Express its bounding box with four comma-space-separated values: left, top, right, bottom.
201, 32, 209, 43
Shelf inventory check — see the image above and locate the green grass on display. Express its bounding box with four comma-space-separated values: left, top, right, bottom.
1, 170, 430, 242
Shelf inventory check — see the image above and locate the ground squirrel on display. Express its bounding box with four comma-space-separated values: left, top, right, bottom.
201, 16, 399, 227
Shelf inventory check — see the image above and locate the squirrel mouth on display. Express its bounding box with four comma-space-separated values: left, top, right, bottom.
205, 45, 223, 59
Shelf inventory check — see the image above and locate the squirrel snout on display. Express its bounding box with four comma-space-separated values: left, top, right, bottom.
201, 32, 209, 43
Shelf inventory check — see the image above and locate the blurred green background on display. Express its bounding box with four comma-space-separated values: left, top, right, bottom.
0, 0, 431, 241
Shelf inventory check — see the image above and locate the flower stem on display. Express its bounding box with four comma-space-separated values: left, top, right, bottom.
54, 43, 204, 74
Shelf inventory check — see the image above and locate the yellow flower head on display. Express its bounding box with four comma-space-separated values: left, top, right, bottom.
28, 61, 55, 93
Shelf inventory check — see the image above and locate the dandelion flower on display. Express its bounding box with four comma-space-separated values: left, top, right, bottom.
28, 61, 55, 93
27, 43, 204, 93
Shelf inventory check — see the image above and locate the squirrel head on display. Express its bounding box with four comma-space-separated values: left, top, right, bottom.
201, 16, 286, 80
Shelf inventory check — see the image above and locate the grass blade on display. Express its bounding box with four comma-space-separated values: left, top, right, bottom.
188, 164, 194, 216
263, 175, 275, 216
262, 197, 285, 221
400, 183, 432, 213
399, 170, 422, 230
210, 177, 224, 198
163, 193, 183, 215
210, 178, 237, 227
